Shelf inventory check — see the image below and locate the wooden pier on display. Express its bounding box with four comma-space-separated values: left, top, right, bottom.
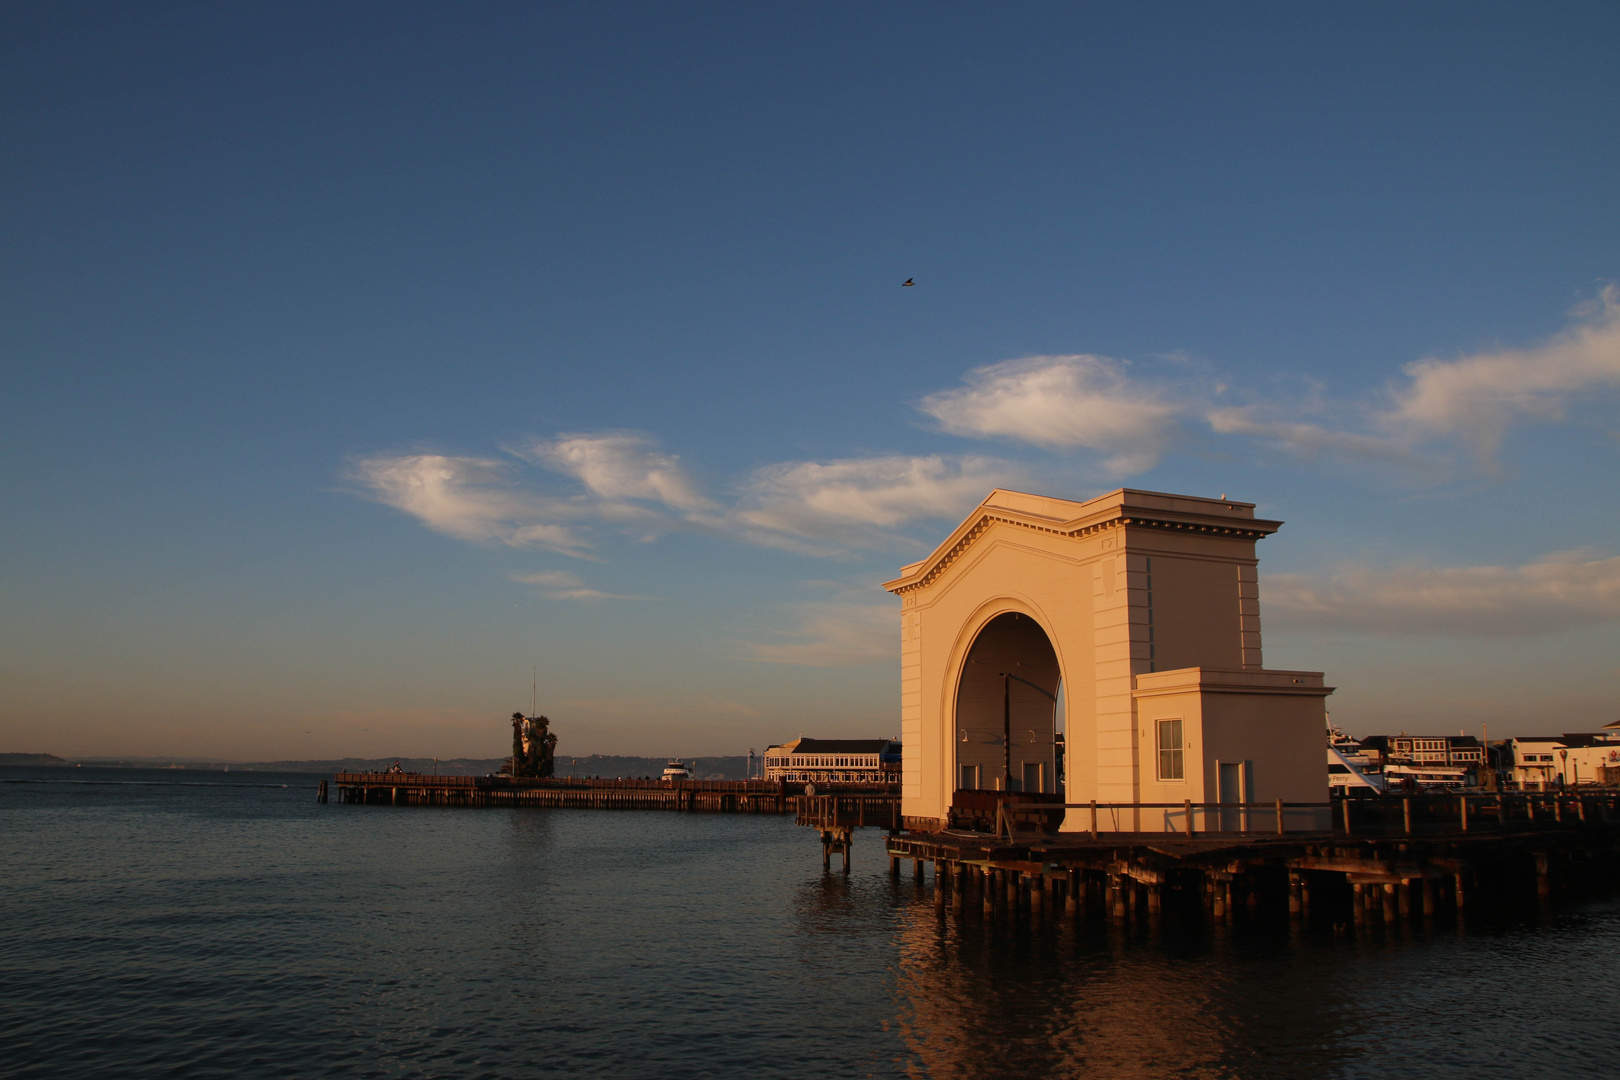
333, 771, 900, 816
820, 789, 1620, 926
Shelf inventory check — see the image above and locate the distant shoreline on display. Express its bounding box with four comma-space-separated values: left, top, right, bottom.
1, 753, 754, 781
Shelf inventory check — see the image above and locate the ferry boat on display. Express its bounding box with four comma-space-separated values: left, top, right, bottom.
1328, 724, 1386, 793
1382, 763, 1468, 791
661, 760, 692, 781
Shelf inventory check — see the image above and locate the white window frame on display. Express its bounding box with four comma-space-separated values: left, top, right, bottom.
1156, 718, 1185, 782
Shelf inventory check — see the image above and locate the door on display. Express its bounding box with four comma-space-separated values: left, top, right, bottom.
1218, 761, 1242, 831
1022, 761, 1044, 794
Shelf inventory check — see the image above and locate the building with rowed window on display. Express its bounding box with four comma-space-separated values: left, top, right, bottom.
762, 738, 901, 785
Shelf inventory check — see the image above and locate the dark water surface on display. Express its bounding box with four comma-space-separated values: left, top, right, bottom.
3, 767, 1617, 1079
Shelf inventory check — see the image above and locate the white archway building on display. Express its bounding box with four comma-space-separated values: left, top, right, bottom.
883, 488, 1333, 833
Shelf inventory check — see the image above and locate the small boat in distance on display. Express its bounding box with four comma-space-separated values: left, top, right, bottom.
661, 760, 692, 781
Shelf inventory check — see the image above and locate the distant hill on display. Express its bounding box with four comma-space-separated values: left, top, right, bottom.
230, 757, 507, 775
0, 753, 66, 766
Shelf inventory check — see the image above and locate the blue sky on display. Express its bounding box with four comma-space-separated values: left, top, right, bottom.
3, 2, 1618, 760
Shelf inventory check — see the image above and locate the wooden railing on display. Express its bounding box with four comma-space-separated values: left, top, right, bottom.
796, 794, 902, 830
977, 790, 1620, 840
990, 799, 1334, 840
335, 772, 898, 794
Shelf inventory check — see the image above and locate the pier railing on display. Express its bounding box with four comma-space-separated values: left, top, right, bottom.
796, 794, 902, 831
332, 771, 898, 812
969, 790, 1620, 840
336, 771, 819, 792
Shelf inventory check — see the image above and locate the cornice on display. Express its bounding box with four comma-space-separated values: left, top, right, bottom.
883, 503, 1281, 596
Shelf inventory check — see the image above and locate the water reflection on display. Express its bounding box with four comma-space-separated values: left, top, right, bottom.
892, 900, 1366, 1079
8, 771, 1620, 1079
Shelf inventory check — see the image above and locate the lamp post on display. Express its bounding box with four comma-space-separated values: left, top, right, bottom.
997, 672, 1058, 792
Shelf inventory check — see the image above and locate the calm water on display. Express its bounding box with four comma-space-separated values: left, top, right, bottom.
3, 767, 1617, 1079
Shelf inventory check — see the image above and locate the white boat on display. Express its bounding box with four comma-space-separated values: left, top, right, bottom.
1383, 763, 1468, 791
661, 760, 692, 781
1329, 744, 1386, 792
1327, 726, 1386, 792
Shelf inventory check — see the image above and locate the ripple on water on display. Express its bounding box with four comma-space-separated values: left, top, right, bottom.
4, 766, 1620, 1079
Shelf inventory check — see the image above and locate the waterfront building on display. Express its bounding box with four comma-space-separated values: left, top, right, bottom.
1358, 734, 1483, 768
762, 738, 901, 785
1502, 732, 1620, 788
884, 488, 1332, 833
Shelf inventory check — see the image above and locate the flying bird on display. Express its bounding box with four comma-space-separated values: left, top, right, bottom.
902, 278, 914, 286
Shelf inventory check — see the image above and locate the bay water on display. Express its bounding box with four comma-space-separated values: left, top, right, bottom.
3, 767, 1617, 1078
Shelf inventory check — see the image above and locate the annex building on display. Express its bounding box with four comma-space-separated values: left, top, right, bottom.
883, 488, 1333, 833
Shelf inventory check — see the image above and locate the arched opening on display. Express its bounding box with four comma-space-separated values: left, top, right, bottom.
953, 612, 1061, 794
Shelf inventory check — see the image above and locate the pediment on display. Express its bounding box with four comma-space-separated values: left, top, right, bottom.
882, 487, 1280, 595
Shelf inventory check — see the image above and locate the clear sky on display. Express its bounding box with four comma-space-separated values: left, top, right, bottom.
4, 2, 1618, 761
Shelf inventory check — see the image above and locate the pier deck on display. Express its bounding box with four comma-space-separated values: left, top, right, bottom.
332, 771, 899, 816
841, 790, 1620, 925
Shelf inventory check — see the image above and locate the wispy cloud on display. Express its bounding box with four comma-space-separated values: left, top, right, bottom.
918, 354, 1184, 474
913, 286, 1620, 481
740, 593, 897, 666
1265, 550, 1620, 636
348, 454, 594, 556
735, 454, 1021, 553
510, 570, 655, 602
1205, 409, 1417, 464
1381, 284, 1620, 462
351, 437, 1009, 568
516, 432, 715, 515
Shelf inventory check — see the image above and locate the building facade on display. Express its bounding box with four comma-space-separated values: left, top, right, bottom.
762, 738, 901, 785
1359, 735, 1484, 770
1503, 733, 1620, 788
883, 488, 1333, 833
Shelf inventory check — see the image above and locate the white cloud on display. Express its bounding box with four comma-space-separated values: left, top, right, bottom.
349, 454, 593, 556
918, 354, 1184, 474
912, 287, 1620, 480
518, 432, 713, 514
741, 599, 897, 666
1383, 285, 1620, 459
510, 570, 653, 602
1265, 550, 1620, 636
735, 454, 1020, 552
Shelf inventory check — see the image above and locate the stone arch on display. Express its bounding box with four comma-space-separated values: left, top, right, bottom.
945, 603, 1063, 794
887, 488, 1331, 832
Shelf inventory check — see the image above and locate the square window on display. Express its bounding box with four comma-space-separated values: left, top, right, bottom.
1157, 719, 1184, 781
